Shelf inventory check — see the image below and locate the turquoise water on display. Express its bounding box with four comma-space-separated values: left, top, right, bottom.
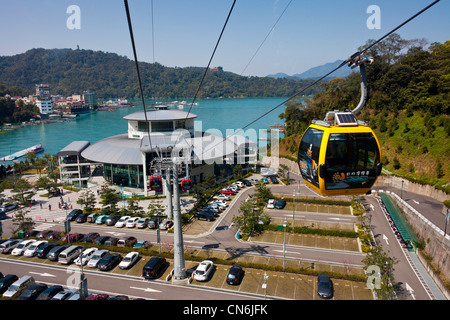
0, 97, 287, 163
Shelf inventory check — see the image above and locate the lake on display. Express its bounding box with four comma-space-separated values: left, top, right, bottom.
0, 97, 288, 163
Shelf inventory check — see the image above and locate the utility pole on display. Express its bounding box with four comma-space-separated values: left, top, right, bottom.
165, 168, 173, 219
172, 160, 186, 281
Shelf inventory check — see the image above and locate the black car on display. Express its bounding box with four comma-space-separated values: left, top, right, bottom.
36, 285, 64, 300
94, 236, 110, 245
17, 283, 48, 300
0, 274, 18, 295
105, 215, 121, 226
98, 253, 122, 271
104, 237, 119, 246
269, 176, 279, 184
317, 274, 334, 299
143, 257, 167, 279
47, 245, 69, 261
66, 209, 82, 221
275, 199, 286, 209
76, 213, 89, 223
36, 243, 60, 259
82, 232, 100, 243
194, 211, 215, 221
147, 218, 159, 229
226, 266, 245, 285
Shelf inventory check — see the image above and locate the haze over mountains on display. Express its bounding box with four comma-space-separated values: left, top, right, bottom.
267, 60, 355, 80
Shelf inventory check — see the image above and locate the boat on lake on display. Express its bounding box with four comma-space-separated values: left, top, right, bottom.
0, 144, 44, 161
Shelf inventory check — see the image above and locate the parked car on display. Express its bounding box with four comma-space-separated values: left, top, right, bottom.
275, 199, 286, 209
142, 257, 166, 279
0, 203, 18, 214
317, 274, 334, 299
36, 243, 59, 259
213, 194, 230, 201
220, 188, 234, 195
76, 213, 89, 223
147, 218, 159, 229
24, 240, 48, 257
242, 179, 252, 186
119, 251, 139, 269
261, 177, 269, 184
82, 232, 100, 243
136, 217, 150, 229
17, 283, 48, 300
193, 260, 214, 282
51, 289, 77, 300
117, 236, 137, 247
3, 275, 35, 298
36, 285, 64, 300
159, 219, 173, 230
133, 240, 151, 249
47, 245, 69, 261
115, 216, 131, 228
267, 199, 276, 209
87, 249, 109, 268
98, 253, 122, 271
0, 274, 19, 295
87, 213, 99, 223
194, 211, 214, 222
86, 293, 109, 300
94, 236, 110, 245
95, 215, 109, 224
226, 266, 244, 285
37, 230, 53, 238
75, 247, 98, 266
125, 217, 140, 228
66, 209, 82, 221
105, 215, 121, 226
46, 231, 61, 240
235, 181, 244, 188
104, 237, 119, 246
0, 239, 22, 254
269, 176, 279, 184
63, 233, 84, 242
11, 239, 35, 256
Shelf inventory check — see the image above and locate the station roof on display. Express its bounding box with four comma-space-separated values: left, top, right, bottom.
57, 141, 90, 157
123, 109, 197, 122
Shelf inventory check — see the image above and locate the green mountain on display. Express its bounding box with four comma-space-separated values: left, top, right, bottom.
0, 48, 321, 99
279, 36, 449, 192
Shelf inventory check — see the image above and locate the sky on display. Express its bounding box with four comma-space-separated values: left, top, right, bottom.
1, 0, 448, 77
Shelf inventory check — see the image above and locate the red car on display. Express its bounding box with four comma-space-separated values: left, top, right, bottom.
220, 189, 235, 195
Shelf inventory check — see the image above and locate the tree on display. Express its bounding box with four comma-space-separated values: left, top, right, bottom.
99, 182, 120, 213
362, 246, 398, 300
76, 189, 96, 213
0, 176, 34, 205
231, 198, 264, 237
11, 208, 35, 236
126, 194, 144, 216
34, 176, 59, 197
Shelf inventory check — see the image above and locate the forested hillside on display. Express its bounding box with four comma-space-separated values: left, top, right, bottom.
0, 48, 320, 99
278, 35, 449, 192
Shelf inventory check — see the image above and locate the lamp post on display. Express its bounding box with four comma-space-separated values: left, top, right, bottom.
292, 192, 296, 229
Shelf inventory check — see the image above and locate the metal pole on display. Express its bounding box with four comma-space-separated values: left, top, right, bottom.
172, 160, 186, 280
293, 192, 295, 229
166, 169, 173, 219
283, 219, 287, 272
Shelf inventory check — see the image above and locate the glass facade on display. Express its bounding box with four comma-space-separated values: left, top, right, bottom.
104, 164, 144, 188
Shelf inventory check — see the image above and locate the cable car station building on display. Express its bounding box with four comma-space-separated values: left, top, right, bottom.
57, 106, 257, 195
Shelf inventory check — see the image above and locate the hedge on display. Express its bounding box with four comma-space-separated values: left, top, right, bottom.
260, 224, 359, 238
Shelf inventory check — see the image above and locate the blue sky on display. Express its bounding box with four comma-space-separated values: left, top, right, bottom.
1, 0, 448, 77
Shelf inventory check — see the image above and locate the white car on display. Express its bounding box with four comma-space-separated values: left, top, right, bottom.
213, 194, 230, 201
193, 260, 214, 282
11, 239, 35, 256
87, 249, 109, 268
119, 251, 139, 269
267, 199, 276, 209
75, 248, 98, 266
24, 240, 48, 257
115, 216, 131, 228
125, 217, 140, 228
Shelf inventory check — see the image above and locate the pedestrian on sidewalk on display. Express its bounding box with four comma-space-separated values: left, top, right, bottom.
48, 204, 51, 211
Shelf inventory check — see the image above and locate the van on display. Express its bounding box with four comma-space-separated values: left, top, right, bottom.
2, 275, 35, 298
142, 257, 167, 279
58, 245, 83, 265
0, 239, 22, 254
87, 249, 109, 268
24, 240, 48, 257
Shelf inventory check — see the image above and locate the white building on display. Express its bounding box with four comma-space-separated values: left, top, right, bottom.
36, 100, 53, 114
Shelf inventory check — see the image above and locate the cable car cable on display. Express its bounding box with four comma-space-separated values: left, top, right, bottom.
124, 0, 155, 153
